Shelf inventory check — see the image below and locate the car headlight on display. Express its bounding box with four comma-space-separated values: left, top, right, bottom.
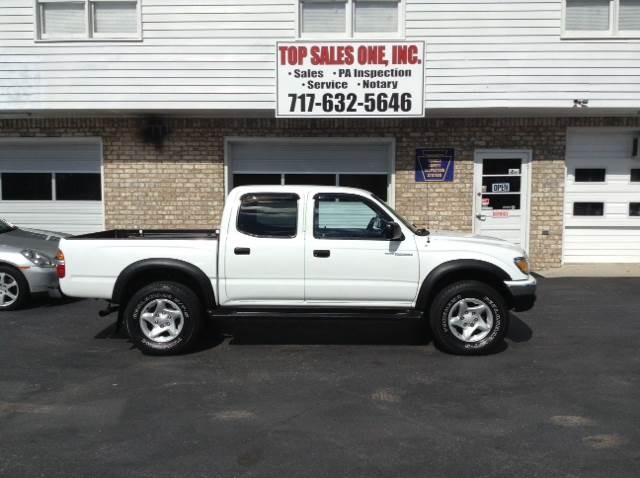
21, 249, 55, 268
514, 257, 530, 275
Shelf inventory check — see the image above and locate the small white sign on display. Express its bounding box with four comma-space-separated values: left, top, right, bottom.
508, 168, 520, 175
276, 41, 425, 118
492, 183, 510, 193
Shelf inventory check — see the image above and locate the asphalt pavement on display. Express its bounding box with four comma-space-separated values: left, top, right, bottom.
0, 277, 639, 477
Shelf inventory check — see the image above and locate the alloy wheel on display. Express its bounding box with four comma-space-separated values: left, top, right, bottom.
447, 297, 494, 343
0, 272, 19, 308
139, 298, 185, 343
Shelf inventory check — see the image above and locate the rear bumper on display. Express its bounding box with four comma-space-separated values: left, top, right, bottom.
504, 276, 537, 312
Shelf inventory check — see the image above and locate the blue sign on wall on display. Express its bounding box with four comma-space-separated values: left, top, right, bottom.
415, 148, 455, 182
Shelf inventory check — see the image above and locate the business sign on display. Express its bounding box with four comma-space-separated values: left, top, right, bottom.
492, 183, 510, 193
415, 148, 455, 182
276, 41, 425, 118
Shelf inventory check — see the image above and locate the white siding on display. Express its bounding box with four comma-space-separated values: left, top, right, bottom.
563, 129, 640, 263
0, 0, 640, 111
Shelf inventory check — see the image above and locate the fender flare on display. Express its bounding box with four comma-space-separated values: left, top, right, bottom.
415, 259, 510, 310
111, 258, 216, 308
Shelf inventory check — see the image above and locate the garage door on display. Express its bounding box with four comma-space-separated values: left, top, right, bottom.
0, 138, 103, 235
226, 138, 393, 202
564, 129, 640, 263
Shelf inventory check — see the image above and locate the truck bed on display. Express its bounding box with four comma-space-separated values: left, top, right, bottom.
58, 230, 219, 300
69, 229, 219, 240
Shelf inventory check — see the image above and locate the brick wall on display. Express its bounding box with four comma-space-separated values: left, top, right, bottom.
1, 116, 639, 269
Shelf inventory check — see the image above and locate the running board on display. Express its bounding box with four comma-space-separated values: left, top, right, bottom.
210, 307, 424, 321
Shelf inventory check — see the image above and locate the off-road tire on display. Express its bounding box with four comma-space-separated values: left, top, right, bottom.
429, 280, 509, 355
124, 281, 204, 355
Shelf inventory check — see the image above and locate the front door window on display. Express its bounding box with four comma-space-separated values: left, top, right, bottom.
314, 193, 393, 240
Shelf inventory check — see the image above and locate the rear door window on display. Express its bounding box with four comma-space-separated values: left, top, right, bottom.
236, 193, 298, 238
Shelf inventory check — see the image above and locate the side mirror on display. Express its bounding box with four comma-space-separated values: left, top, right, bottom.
385, 221, 404, 241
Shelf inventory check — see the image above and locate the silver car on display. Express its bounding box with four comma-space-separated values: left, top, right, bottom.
0, 219, 66, 311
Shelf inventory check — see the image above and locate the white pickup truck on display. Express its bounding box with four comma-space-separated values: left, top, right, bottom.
57, 185, 536, 356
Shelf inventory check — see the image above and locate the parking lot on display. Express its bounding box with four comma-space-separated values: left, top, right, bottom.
0, 276, 638, 477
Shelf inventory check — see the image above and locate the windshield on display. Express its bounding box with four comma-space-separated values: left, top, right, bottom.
371, 194, 429, 236
0, 219, 16, 234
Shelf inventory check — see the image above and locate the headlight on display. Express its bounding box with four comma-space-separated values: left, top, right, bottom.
514, 257, 530, 275
21, 249, 55, 268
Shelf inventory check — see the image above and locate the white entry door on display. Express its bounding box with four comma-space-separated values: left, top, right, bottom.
473, 150, 532, 250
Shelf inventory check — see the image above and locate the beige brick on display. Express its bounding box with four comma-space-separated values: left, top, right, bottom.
2, 115, 640, 269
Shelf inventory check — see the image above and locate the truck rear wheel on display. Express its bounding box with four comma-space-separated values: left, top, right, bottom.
124, 281, 204, 355
428, 280, 509, 355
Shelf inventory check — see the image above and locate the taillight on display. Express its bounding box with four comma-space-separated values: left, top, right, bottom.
55, 250, 66, 278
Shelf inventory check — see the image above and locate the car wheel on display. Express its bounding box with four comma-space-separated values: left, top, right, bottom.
429, 280, 509, 355
0, 265, 29, 311
124, 281, 204, 356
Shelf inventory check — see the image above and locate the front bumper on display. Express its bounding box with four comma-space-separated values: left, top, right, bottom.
23, 266, 59, 294
504, 276, 537, 312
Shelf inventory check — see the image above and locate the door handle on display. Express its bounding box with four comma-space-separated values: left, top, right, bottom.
234, 247, 251, 255
313, 249, 330, 258
475, 214, 487, 222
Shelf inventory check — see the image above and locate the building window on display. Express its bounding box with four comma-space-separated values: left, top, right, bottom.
300, 0, 401, 37
620, 0, 640, 31
630, 203, 640, 216
563, 0, 640, 38
231, 173, 389, 201
338, 174, 388, 200
36, 0, 140, 41
631, 169, 640, 182
236, 193, 298, 238
301, 0, 347, 33
1, 173, 53, 200
0, 172, 101, 201
573, 202, 604, 216
56, 173, 102, 200
575, 168, 606, 182
354, 1, 399, 33
284, 174, 336, 186
233, 174, 282, 188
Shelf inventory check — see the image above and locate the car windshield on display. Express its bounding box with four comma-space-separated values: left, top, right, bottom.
0, 219, 16, 234
371, 194, 429, 236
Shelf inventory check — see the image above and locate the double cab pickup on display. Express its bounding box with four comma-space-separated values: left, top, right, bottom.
57, 186, 536, 355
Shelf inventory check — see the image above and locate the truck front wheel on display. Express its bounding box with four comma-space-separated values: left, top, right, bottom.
429, 280, 509, 355
124, 281, 204, 355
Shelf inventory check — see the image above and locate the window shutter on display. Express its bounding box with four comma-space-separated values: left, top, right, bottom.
354, 0, 399, 33
41, 2, 86, 36
93, 1, 138, 34
620, 0, 640, 30
565, 0, 611, 30
301, 0, 346, 33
